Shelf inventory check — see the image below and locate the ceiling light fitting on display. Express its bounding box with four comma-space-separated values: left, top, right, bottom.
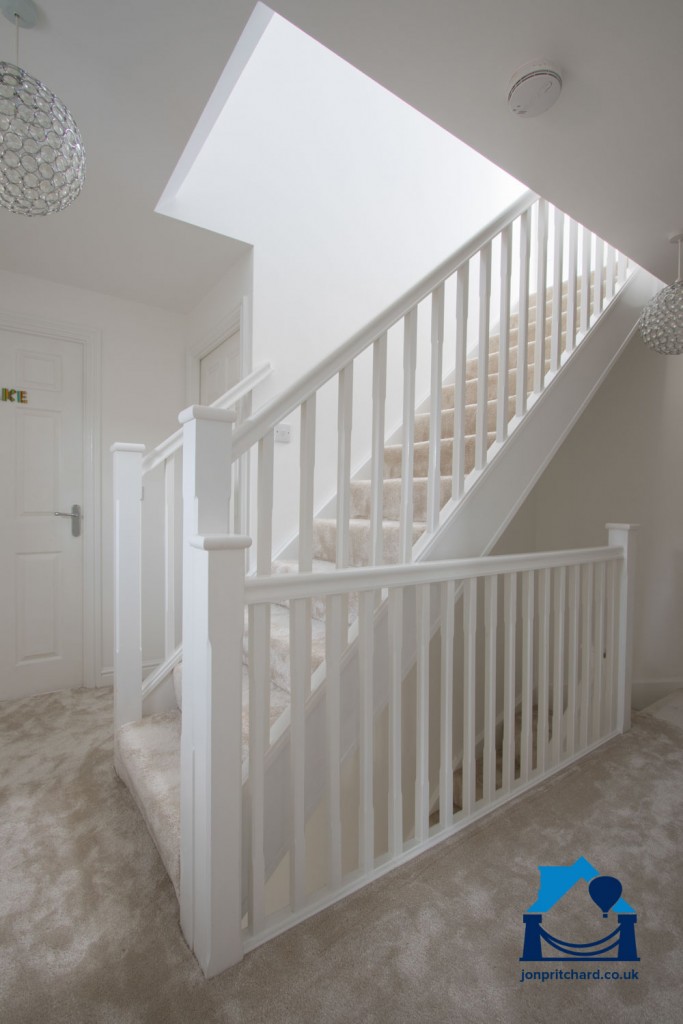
0, 0, 85, 216
638, 234, 683, 355
508, 61, 562, 117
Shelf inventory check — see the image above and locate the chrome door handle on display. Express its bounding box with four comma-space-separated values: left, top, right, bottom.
54, 504, 82, 537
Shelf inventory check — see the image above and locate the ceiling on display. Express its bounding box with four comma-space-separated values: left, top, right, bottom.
1, 0, 681, 313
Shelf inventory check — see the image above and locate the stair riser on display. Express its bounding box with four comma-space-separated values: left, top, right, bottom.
312, 519, 426, 566
349, 476, 452, 521
414, 397, 516, 441
442, 365, 536, 408
383, 435, 496, 479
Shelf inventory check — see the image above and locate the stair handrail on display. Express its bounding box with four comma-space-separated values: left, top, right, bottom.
142, 361, 272, 476
231, 191, 536, 460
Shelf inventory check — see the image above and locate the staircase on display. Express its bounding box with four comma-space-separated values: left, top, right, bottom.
111, 192, 651, 977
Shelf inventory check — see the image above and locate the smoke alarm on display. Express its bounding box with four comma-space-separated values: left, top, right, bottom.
507, 62, 562, 117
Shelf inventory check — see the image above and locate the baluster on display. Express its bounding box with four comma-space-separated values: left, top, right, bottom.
298, 396, 316, 697
415, 584, 430, 842
552, 566, 566, 765
534, 199, 549, 394
289, 597, 308, 911
400, 308, 418, 562
516, 208, 531, 417
462, 577, 477, 814
257, 430, 274, 576
358, 589, 375, 873
247, 603, 267, 934
551, 208, 564, 374
483, 575, 498, 804
502, 572, 517, 793
537, 568, 551, 773
427, 285, 445, 532
388, 588, 404, 855
608, 524, 639, 733
452, 264, 469, 500
475, 243, 491, 470
337, 366, 353, 641
580, 228, 592, 335
439, 580, 455, 828
580, 562, 594, 748
325, 593, 343, 890
616, 249, 627, 289
593, 561, 607, 740
497, 224, 512, 444
605, 246, 616, 302
163, 454, 176, 657
520, 570, 535, 781
566, 564, 580, 756
565, 220, 579, 355
604, 560, 618, 732
594, 238, 604, 319
371, 334, 387, 566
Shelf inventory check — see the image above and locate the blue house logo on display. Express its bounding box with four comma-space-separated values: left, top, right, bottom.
521, 857, 639, 962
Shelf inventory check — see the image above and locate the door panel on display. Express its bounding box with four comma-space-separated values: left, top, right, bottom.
0, 330, 84, 700
199, 329, 241, 406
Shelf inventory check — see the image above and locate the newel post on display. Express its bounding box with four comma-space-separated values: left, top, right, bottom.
607, 524, 639, 733
111, 442, 146, 737
178, 405, 247, 977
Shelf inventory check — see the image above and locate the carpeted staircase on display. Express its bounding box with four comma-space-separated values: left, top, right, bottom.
116, 286, 579, 898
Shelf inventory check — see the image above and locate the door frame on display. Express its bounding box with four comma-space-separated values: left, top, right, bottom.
0, 309, 102, 690
186, 298, 251, 406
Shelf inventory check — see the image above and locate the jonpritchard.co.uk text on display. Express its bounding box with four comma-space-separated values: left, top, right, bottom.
520, 968, 639, 982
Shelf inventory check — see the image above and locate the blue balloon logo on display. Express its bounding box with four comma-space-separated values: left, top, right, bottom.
589, 875, 623, 918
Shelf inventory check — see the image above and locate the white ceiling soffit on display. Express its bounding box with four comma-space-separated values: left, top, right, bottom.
268, 0, 683, 286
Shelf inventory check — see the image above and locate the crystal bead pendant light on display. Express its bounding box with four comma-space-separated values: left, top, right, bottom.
0, 0, 85, 216
639, 234, 683, 355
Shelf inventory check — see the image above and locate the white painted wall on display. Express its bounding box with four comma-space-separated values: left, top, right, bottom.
160, 10, 526, 554
495, 330, 683, 707
0, 267, 188, 684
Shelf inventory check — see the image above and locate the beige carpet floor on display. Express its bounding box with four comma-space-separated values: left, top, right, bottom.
1, 686, 682, 1024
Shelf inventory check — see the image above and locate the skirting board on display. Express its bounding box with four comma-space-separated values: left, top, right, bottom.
632, 679, 683, 711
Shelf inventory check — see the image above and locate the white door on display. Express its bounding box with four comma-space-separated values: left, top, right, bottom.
199, 328, 241, 406
0, 330, 84, 700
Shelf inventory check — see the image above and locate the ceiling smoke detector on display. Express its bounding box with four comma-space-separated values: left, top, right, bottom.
507, 61, 562, 117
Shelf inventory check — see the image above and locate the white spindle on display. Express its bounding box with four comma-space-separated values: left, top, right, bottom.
388, 588, 404, 855
112, 442, 145, 733
371, 334, 387, 566
497, 224, 512, 444
537, 568, 551, 773
427, 285, 445, 532
163, 454, 176, 657
400, 308, 418, 561
516, 208, 531, 417
593, 561, 606, 740
604, 560, 618, 732
580, 562, 594, 748
534, 199, 549, 394
594, 238, 604, 319
580, 227, 592, 334
439, 580, 455, 827
358, 590, 375, 872
325, 593, 343, 890
452, 264, 469, 500
415, 584, 430, 842
550, 208, 564, 374
520, 570, 534, 782
502, 572, 517, 792
483, 575, 498, 803
552, 566, 566, 765
566, 564, 580, 756
289, 598, 308, 910
605, 246, 616, 302
187, 534, 250, 977
257, 430, 274, 575
565, 220, 579, 355
462, 578, 477, 814
475, 243, 491, 470
608, 524, 638, 734
248, 604, 268, 935
336, 365, 353, 570
299, 395, 316, 571
616, 250, 627, 288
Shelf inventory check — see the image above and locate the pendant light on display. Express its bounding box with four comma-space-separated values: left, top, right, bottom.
0, 0, 85, 216
639, 234, 683, 355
